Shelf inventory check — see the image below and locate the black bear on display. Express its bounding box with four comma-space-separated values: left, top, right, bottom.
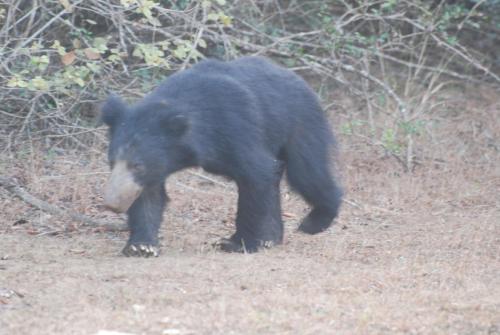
101, 56, 343, 257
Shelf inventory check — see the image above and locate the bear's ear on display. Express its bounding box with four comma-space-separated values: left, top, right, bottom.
100, 94, 127, 127
163, 114, 189, 136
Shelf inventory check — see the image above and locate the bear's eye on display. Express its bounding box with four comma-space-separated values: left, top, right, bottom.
129, 162, 146, 174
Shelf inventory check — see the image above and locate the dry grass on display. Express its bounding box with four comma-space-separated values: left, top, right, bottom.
1, 87, 499, 334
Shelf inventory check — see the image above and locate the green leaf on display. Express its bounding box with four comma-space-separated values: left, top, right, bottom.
133, 43, 167, 66
30, 76, 50, 91
120, 0, 137, 8
207, 12, 219, 21
74, 77, 85, 87
93, 37, 108, 53
198, 38, 207, 49
158, 41, 170, 50
86, 63, 101, 73
31, 55, 50, 71
51, 40, 67, 56
172, 45, 188, 59
219, 13, 232, 26
7, 76, 28, 88
136, 0, 160, 26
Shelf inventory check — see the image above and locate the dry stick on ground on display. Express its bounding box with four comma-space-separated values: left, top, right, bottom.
0, 176, 127, 232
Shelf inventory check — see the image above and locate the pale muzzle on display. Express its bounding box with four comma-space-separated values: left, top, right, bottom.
103, 161, 143, 213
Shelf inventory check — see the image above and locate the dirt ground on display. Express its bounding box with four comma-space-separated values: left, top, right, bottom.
1, 87, 499, 334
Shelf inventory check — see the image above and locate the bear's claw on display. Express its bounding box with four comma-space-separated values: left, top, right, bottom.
214, 238, 243, 253
122, 243, 159, 257
213, 238, 275, 253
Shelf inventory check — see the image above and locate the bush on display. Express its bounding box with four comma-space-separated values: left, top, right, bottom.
1, 0, 498, 169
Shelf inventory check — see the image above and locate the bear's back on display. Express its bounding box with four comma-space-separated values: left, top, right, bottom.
148, 57, 327, 157
168, 57, 314, 100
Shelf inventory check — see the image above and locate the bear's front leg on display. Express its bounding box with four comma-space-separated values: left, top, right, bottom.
219, 160, 285, 253
123, 184, 167, 257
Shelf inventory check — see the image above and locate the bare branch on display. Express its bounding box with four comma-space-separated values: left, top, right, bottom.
0, 176, 126, 232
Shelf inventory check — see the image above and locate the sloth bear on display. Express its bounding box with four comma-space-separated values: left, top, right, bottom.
101, 56, 342, 257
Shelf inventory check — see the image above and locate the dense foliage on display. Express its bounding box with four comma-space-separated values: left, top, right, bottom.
1, 0, 498, 169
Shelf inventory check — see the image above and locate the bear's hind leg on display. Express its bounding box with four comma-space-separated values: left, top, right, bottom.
123, 184, 167, 257
286, 143, 343, 234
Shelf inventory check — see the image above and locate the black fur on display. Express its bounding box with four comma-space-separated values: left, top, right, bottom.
102, 56, 343, 254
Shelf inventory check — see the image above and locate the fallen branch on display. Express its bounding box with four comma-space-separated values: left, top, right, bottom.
0, 176, 127, 232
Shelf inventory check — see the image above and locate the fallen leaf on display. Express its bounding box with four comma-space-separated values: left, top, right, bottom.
61, 51, 76, 65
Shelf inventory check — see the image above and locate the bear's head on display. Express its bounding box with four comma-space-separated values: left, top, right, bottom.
101, 94, 191, 213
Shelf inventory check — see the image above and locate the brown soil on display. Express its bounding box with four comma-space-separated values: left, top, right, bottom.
1, 87, 499, 335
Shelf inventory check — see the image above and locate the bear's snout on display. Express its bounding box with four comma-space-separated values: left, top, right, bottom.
103, 161, 143, 213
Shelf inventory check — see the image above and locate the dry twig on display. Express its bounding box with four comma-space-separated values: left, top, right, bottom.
0, 176, 126, 232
